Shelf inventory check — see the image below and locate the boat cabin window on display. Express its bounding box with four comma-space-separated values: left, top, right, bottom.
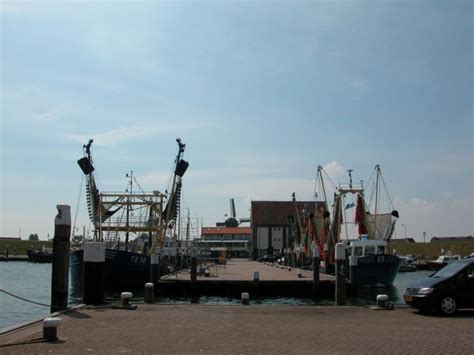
377, 246, 386, 255
353, 246, 363, 256
364, 246, 375, 255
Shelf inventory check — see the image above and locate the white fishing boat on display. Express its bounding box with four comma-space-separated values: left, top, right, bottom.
303, 164, 400, 287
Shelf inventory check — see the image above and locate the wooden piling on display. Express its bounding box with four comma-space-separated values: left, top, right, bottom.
190, 255, 197, 291
335, 243, 346, 306
349, 255, 358, 290
83, 242, 105, 304
312, 248, 320, 297
150, 251, 161, 287
51, 205, 71, 313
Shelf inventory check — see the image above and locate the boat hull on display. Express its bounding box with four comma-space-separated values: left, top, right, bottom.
27, 249, 53, 263
352, 254, 400, 287
70, 248, 150, 292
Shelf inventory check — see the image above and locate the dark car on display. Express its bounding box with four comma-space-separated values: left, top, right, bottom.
404, 258, 474, 315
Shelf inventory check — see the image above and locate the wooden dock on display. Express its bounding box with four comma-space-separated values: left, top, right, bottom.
158, 259, 335, 298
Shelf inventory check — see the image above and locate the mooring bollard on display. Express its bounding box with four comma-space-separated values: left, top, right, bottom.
312, 247, 320, 297
144, 283, 154, 303
335, 243, 346, 306
83, 242, 105, 305
43, 317, 62, 342
377, 294, 389, 308
241, 292, 250, 305
51, 205, 71, 313
297, 269, 302, 278
121, 292, 133, 307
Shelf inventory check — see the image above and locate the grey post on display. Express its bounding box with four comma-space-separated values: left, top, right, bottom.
51, 205, 71, 313
335, 243, 346, 306
312, 247, 320, 297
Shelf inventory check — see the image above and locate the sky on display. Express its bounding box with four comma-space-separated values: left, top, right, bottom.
0, 0, 472, 242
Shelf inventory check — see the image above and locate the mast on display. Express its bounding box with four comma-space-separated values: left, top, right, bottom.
155, 138, 188, 251
125, 170, 133, 251
292, 192, 303, 245
374, 165, 380, 240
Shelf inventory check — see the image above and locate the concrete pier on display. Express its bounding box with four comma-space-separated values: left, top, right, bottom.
158, 259, 335, 298
1, 305, 473, 353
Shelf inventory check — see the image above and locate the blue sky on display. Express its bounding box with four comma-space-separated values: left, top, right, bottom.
1, 0, 472, 242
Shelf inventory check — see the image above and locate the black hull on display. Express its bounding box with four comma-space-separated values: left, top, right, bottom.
70, 248, 150, 292
27, 249, 53, 263
351, 254, 400, 287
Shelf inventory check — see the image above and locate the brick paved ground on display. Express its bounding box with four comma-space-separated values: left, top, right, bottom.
1, 304, 473, 354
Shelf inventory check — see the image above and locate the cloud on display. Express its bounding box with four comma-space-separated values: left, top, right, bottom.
393, 195, 473, 241
350, 78, 368, 89
65, 121, 220, 146
321, 161, 344, 182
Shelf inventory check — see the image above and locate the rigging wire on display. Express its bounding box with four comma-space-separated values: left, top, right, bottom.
72, 173, 85, 235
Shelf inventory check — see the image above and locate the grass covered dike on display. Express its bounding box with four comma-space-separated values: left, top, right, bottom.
0, 239, 53, 256
1, 239, 473, 260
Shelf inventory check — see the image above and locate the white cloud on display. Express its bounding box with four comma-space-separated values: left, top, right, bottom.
350, 78, 368, 89
393, 195, 473, 241
66, 121, 220, 146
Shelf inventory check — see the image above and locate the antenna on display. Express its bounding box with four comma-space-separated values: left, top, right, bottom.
347, 169, 353, 189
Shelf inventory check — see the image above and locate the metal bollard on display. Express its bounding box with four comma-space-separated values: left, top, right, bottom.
377, 294, 389, 308
241, 292, 250, 305
121, 292, 133, 307
43, 317, 62, 342
144, 283, 154, 303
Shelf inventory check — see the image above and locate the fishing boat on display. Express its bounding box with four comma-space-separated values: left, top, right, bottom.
398, 257, 417, 272
70, 138, 189, 292
426, 254, 461, 271
302, 165, 400, 287
26, 246, 53, 263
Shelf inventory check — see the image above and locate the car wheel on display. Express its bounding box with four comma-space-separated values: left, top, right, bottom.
439, 295, 457, 315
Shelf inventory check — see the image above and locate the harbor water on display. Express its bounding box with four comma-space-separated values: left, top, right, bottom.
0, 261, 431, 330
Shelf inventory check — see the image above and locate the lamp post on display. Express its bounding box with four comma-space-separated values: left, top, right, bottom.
402, 224, 407, 241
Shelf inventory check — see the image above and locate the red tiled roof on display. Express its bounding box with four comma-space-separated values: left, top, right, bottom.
251, 200, 326, 226
201, 227, 252, 235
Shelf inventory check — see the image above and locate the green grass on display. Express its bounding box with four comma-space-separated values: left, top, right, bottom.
389, 241, 474, 260
0, 239, 53, 256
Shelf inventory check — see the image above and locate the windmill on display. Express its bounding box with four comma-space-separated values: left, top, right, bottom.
216, 198, 251, 227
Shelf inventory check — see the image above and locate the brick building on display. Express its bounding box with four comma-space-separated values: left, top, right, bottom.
250, 200, 325, 258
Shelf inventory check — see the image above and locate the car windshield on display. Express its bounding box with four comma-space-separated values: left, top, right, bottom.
431, 261, 467, 278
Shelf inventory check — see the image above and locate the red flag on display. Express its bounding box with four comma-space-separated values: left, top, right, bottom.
355, 194, 367, 236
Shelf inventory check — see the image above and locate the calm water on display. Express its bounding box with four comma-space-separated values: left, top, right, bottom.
0, 261, 431, 329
